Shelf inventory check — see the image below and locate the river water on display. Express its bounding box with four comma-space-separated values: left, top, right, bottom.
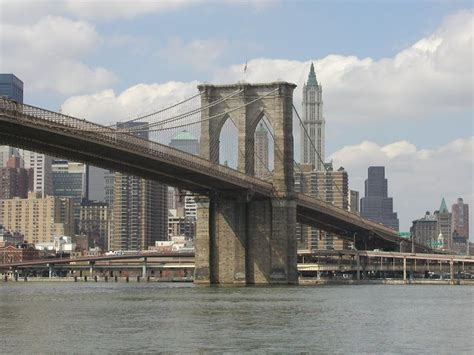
0, 283, 472, 354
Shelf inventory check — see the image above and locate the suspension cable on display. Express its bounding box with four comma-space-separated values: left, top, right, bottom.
108, 91, 202, 127
115, 89, 244, 133
117, 88, 280, 134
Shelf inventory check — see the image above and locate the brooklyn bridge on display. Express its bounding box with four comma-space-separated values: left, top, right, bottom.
0, 81, 429, 285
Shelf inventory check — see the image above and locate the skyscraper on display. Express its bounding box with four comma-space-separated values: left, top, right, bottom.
0, 74, 23, 103
110, 122, 168, 251
169, 130, 199, 155
19, 150, 53, 198
295, 162, 350, 250
451, 198, 469, 253
254, 122, 269, 179
301, 63, 325, 170
52, 160, 88, 232
360, 166, 399, 231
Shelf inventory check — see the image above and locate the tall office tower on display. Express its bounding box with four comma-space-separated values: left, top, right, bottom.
314, 163, 349, 250
0, 73, 23, 103
87, 166, 108, 202
360, 166, 399, 231
168, 130, 198, 232
169, 130, 200, 155
0, 192, 74, 244
0, 156, 32, 199
451, 198, 469, 253
52, 160, 88, 232
300, 63, 325, 171
295, 162, 349, 250
410, 211, 438, 248
435, 198, 452, 251
254, 123, 270, 179
349, 190, 359, 214
110, 122, 168, 251
294, 163, 317, 251
111, 174, 167, 251
104, 170, 115, 208
19, 150, 53, 198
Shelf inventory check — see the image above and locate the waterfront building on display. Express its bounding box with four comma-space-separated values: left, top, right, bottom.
0, 244, 38, 264
300, 63, 325, 171
0, 73, 23, 103
0, 192, 74, 244
254, 123, 270, 179
451, 198, 469, 253
360, 166, 399, 231
168, 207, 196, 239
435, 198, 452, 251
78, 200, 110, 250
19, 150, 53, 198
110, 122, 168, 251
410, 211, 438, 248
0, 224, 24, 247
0, 156, 32, 199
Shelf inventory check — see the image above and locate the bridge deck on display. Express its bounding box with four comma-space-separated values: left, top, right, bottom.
0, 98, 425, 251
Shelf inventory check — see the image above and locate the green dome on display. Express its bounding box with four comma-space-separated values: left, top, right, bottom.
172, 130, 197, 141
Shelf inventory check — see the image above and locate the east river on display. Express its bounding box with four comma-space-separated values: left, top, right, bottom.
0, 283, 473, 354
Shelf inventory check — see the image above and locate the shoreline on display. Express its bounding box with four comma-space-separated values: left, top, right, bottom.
2, 276, 473, 286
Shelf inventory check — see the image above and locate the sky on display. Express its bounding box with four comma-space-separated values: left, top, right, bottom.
1, 0, 473, 234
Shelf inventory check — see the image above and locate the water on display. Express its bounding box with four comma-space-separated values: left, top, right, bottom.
1, 283, 473, 354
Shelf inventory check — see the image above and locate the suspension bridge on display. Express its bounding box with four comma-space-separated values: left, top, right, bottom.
0, 81, 428, 285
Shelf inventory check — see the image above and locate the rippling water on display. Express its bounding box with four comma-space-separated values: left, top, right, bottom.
0, 283, 472, 354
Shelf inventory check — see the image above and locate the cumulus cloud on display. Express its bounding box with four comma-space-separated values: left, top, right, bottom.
0, 0, 275, 23
329, 137, 474, 233
62, 81, 200, 124
0, 16, 117, 95
213, 10, 473, 123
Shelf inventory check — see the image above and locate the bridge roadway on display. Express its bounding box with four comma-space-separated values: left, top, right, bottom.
0, 98, 425, 251
0, 252, 194, 269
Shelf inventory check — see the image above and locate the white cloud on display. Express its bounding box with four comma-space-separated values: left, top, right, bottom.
0, 16, 117, 95
64, 0, 201, 21
329, 137, 474, 234
0, 0, 276, 23
213, 10, 473, 123
61, 81, 200, 124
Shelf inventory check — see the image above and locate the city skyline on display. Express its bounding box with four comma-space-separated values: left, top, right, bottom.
0, 1, 472, 233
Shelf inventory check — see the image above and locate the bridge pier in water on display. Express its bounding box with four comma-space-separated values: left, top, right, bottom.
194, 195, 298, 285
195, 82, 298, 285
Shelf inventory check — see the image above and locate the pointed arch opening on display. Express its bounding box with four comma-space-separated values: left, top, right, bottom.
218, 115, 239, 169
252, 112, 274, 181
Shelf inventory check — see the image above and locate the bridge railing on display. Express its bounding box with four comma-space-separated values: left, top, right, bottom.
0, 98, 273, 194
296, 192, 399, 237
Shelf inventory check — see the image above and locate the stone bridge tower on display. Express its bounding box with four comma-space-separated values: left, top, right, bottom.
195, 82, 298, 285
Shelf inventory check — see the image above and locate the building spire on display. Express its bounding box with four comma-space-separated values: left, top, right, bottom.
439, 197, 448, 213
307, 62, 318, 86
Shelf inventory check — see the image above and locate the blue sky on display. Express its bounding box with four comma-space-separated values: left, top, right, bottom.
1, 0, 473, 232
